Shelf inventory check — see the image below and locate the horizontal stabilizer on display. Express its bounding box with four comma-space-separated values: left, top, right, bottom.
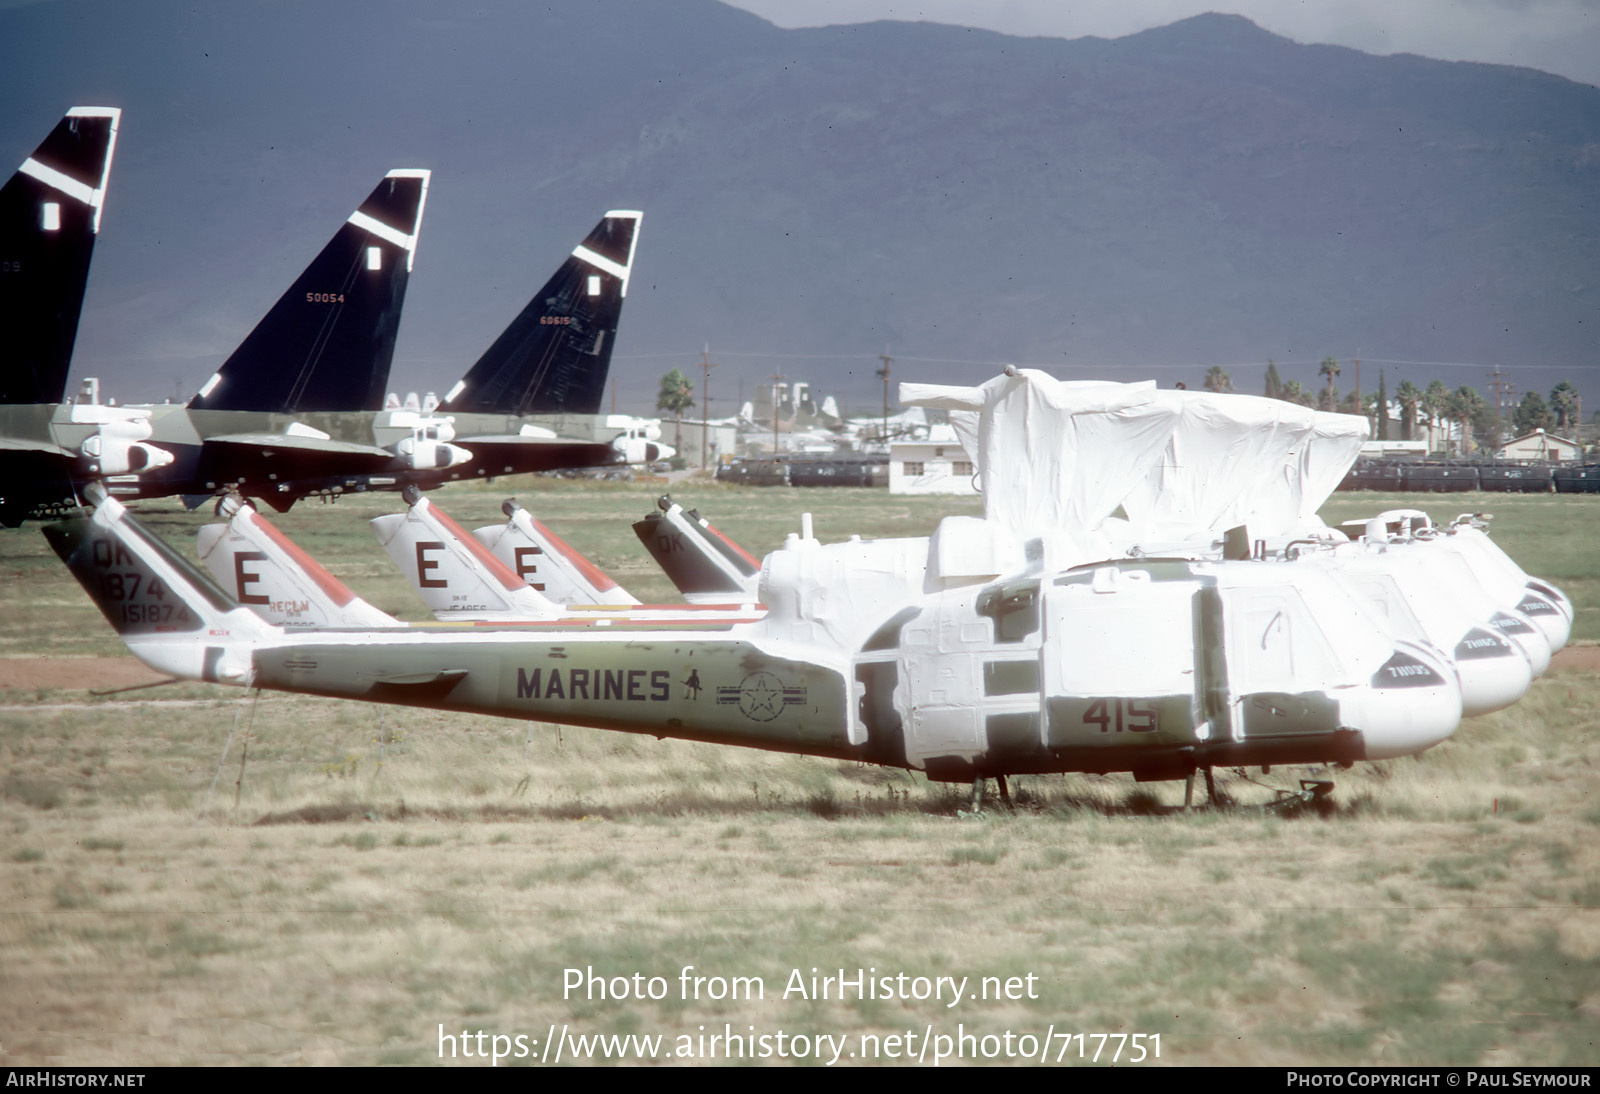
440, 211, 640, 416
2, 107, 120, 404
370, 489, 558, 620
196, 495, 400, 629
473, 498, 639, 606
187, 169, 430, 413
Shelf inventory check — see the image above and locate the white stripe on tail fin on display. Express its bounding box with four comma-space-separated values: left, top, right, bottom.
3, 107, 121, 404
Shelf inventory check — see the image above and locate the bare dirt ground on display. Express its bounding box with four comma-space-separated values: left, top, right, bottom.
0, 657, 167, 691
5, 645, 1598, 692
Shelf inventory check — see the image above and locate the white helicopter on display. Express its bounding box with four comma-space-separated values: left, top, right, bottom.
48, 369, 1483, 810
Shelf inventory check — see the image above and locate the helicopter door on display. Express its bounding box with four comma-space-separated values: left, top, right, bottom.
1221, 584, 1342, 740
900, 647, 984, 767
897, 596, 1034, 770
1042, 574, 1204, 749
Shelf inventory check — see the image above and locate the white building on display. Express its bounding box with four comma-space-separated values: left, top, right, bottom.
888, 424, 978, 495
1497, 429, 1583, 462
1360, 439, 1429, 459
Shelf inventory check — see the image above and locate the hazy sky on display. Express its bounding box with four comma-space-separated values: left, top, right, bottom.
728, 0, 1600, 87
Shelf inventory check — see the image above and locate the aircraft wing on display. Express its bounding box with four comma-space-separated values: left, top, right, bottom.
450, 434, 623, 473
0, 436, 76, 457
196, 433, 398, 501
451, 433, 572, 445
201, 433, 396, 459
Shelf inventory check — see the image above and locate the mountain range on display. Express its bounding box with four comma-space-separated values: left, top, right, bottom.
3, 0, 1596, 413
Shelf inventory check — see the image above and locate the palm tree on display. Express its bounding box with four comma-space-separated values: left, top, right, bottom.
1281, 380, 1314, 407
1396, 380, 1421, 441
1446, 385, 1489, 455
1203, 366, 1233, 393
1422, 379, 1448, 451
1443, 389, 1469, 455
1318, 357, 1341, 411
656, 368, 695, 457
1551, 381, 1580, 434
1375, 368, 1390, 439
1264, 360, 1283, 400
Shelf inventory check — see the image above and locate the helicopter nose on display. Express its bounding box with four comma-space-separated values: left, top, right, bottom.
1355, 642, 1462, 760
1490, 611, 1551, 677
1451, 627, 1533, 717
1514, 585, 1571, 652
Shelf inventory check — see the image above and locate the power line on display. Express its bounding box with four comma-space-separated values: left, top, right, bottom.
616, 351, 1600, 372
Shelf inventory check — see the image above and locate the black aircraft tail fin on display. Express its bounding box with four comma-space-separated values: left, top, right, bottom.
631, 495, 761, 604
187, 168, 430, 414
43, 490, 275, 686
439, 210, 641, 416
0, 107, 120, 404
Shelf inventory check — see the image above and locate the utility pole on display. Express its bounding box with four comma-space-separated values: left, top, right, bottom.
699, 344, 717, 470
771, 371, 786, 455
1487, 367, 1516, 418
876, 350, 893, 446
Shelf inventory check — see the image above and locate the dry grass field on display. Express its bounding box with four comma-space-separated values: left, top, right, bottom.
0, 480, 1596, 1067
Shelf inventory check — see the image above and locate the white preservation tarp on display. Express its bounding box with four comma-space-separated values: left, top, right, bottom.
900, 370, 1179, 561
1120, 391, 1324, 543
1242, 410, 1369, 536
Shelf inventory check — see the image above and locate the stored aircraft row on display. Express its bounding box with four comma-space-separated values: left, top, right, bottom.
45, 368, 1573, 805
1, 107, 669, 525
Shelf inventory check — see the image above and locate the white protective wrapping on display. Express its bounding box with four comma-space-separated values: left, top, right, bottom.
1242, 411, 1369, 537
760, 533, 930, 648
1119, 392, 1323, 544
924, 515, 1025, 590
900, 371, 1180, 564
